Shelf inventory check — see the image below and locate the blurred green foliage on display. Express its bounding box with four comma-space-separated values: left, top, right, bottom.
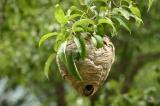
0, 0, 160, 106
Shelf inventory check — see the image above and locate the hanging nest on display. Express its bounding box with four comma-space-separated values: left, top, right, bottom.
57, 36, 115, 96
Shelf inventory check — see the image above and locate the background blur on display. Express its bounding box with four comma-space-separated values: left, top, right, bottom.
0, 0, 160, 106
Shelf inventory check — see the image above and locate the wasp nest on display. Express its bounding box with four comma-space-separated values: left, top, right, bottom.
57, 36, 115, 96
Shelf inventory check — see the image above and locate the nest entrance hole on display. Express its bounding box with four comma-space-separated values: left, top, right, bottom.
83, 85, 94, 96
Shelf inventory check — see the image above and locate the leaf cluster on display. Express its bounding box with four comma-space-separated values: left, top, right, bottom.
39, 0, 153, 79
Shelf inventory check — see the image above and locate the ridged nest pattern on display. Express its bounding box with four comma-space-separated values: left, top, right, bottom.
57, 36, 115, 96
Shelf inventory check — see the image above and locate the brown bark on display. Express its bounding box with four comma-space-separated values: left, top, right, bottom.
90, 92, 99, 106
56, 83, 67, 106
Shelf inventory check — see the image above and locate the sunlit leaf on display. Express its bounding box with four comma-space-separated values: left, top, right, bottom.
44, 53, 56, 79
113, 6, 142, 27
67, 14, 82, 20
39, 32, 58, 47
113, 8, 130, 20
99, 6, 107, 17
93, 0, 107, 4
66, 53, 82, 80
54, 4, 68, 24
94, 35, 103, 48
54, 32, 68, 51
54, 41, 63, 52
74, 37, 81, 50
131, 15, 143, 27
79, 0, 91, 5
57, 41, 68, 66
98, 18, 116, 36
91, 36, 97, 47
148, 0, 154, 11
119, 8, 131, 20
73, 27, 84, 32
79, 0, 85, 5
130, 5, 141, 18
122, 0, 132, 4
57, 41, 82, 80
114, 17, 131, 33
74, 36, 87, 59
67, 6, 83, 16
72, 19, 95, 32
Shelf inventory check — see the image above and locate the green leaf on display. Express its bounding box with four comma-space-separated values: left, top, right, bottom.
93, 35, 103, 48
130, 5, 141, 18
54, 32, 68, 51
54, 41, 63, 52
97, 24, 105, 35
72, 19, 95, 32
54, 4, 68, 24
114, 17, 131, 33
74, 36, 87, 59
113, 8, 130, 20
73, 27, 84, 32
93, 0, 107, 4
90, 6, 98, 16
67, 6, 83, 16
74, 37, 81, 51
57, 41, 82, 80
135, 17, 143, 27
91, 36, 97, 47
44, 53, 56, 79
57, 41, 68, 66
98, 18, 116, 36
148, 0, 154, 11
131, 15, 143, 27
66, 53, 82, 80
39, 32, 58, 47
67, 14, 82, 20
79, 0, 91, 5
119, 8, 130, 20
122, 0, 132, 4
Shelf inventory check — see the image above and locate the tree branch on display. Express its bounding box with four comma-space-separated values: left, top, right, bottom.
56, 83, 67, 106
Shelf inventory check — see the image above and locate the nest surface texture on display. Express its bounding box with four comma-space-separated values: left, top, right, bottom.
57, 36, 115, 96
